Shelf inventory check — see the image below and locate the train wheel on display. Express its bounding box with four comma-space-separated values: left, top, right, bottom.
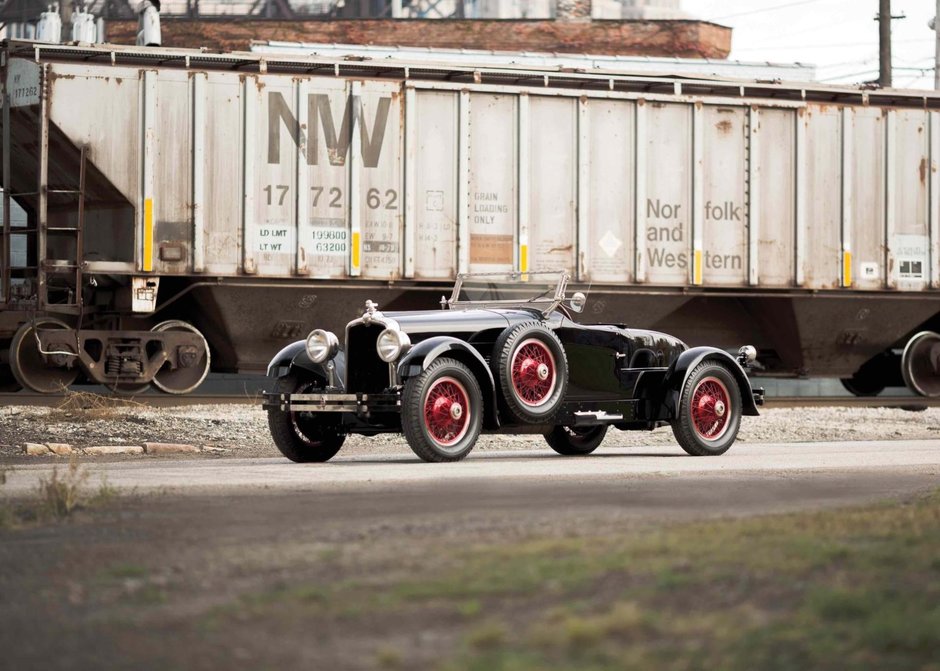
150, 320, 211, 395
901, 331, 940, 398
9, 319, 79, 393
840, 376, 886, 397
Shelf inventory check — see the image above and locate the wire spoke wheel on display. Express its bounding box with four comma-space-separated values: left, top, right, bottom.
268, 376, 345, 463
671, 361, 741, 456
510, 339, 556, 407
690, 376, 731, 441
493, 322, 568, 424
402, 357, 483, 462
423, 376, 471, 448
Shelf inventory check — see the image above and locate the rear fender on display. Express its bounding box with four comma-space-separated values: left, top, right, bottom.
647, 347, 759, 420
266, 341, 346, 390
398, 336, 499, 429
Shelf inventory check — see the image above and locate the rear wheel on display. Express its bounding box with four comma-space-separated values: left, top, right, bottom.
671, 361, 741, 456
545, 425, 608, 456
267, 376, 345, 463
402, 357, 483, 462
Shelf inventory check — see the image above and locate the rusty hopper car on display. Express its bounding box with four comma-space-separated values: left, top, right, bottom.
0, 40, 938, 396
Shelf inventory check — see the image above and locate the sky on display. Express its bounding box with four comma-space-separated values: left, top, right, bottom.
682, 0, 937, 89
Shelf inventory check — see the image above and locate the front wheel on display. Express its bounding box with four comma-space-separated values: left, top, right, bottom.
267, 376, 345, 463
671, 361, 741, 456
545, 425, 608, 456
401, 357, 483, 462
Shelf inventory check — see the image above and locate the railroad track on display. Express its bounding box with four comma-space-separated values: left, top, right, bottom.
1, 393, 938, 409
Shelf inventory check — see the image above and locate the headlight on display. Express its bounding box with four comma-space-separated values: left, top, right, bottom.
305, 329, 339, 364
376, 328, 411, 363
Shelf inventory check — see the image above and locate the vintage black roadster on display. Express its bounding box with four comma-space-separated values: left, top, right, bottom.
262, 271, 763, 462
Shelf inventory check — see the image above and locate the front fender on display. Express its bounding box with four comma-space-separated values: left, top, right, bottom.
266, 340, 345, 390
398, 336, 499, 428
662, 347, 759, 418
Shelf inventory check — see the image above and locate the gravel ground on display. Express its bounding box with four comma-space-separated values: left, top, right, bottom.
1, 400, 938, 461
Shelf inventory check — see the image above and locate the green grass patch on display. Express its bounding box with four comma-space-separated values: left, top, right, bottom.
204, 489, 940, 671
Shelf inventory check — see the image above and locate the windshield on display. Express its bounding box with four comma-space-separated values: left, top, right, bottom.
446, 270, 588, 316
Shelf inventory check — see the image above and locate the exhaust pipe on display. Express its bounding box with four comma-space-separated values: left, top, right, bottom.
136, 0, 161, 47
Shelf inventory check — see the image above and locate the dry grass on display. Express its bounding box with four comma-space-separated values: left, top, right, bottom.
46, 390, 146, 423
0, 458, 119, 527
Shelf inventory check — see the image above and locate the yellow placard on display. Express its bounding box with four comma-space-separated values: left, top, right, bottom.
351, 231, 361, 269
842, 250, 852, 287
143, 198, 154, 272
520, 244, 529, 273
693, 249, 703, 285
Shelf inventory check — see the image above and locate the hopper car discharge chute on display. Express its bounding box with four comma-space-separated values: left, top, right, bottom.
0, 40, 938, 396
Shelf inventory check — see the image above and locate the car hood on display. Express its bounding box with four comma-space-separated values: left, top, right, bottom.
382, 307, 542, 338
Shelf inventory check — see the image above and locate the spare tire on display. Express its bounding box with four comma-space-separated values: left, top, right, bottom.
492, 321, 567, 424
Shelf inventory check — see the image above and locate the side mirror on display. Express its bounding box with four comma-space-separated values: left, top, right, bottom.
569, 292, 586, 314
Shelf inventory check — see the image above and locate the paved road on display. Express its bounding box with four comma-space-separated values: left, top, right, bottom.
5, 440, 939, 502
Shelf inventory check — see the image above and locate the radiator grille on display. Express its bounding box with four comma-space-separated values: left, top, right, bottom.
345, 323, 388, 393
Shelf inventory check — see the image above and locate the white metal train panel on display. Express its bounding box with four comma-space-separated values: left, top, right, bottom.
467, 93, 516, 273
582, 99, 635, 284
802, 106, 842, 290
887, 109, 930, 291
152, 71, 192, 275
46, 63, 140, 206
357, 81, 402, 280
247, 75, 296, 277
701, 105, 747, 286
527, 96, 577, 274
201, 72, 242, 275
754, 108, 795, 287
642, 102, 692, 285
303, 79, 349, 280
848, 107, 886, 290
412, 90, 458, 279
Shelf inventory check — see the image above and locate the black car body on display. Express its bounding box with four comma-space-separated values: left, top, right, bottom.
263, 272, 764, 462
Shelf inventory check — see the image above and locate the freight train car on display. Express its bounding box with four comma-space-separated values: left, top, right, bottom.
0, 40, 938, 396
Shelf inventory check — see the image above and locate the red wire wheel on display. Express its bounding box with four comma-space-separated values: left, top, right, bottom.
690, 376, 731, 441
423, 376, 471, 447
671, 360, 741, 456
402, 357, 483, 462
510, 338, 557, 407
492, 322, 568, 424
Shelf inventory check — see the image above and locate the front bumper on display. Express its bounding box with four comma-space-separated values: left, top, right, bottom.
262, 390, 401, 416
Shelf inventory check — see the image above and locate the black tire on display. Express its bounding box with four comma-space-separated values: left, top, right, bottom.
545, 425, 608, 456
267, 376, 345, 463
401, 357, 483, 462
671, 361, 742, 456
492, 322, 568, 424
840, 376, 885, 397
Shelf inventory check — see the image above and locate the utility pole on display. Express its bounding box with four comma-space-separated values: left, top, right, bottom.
935, 0, 940, 89
879, 0, 892, 87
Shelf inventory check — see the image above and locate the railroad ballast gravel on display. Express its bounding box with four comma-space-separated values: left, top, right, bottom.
0, 402, 938, 460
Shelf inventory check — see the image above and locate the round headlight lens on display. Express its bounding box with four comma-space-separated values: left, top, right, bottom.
305, 329, 338, 364
376, 328, 411, 363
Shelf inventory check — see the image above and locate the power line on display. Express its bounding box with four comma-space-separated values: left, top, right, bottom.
708, 0, 825, 22
735, 37, 936, 51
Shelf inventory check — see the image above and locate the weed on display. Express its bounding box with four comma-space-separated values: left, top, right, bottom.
47, 390, 145, 424
37, 457, 89, 519
375, 645, 403, 669
466, 620, 508, 651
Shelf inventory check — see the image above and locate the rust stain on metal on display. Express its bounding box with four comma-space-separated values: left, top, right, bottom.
919, 157, 928, 184
715, 119, 733, 134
